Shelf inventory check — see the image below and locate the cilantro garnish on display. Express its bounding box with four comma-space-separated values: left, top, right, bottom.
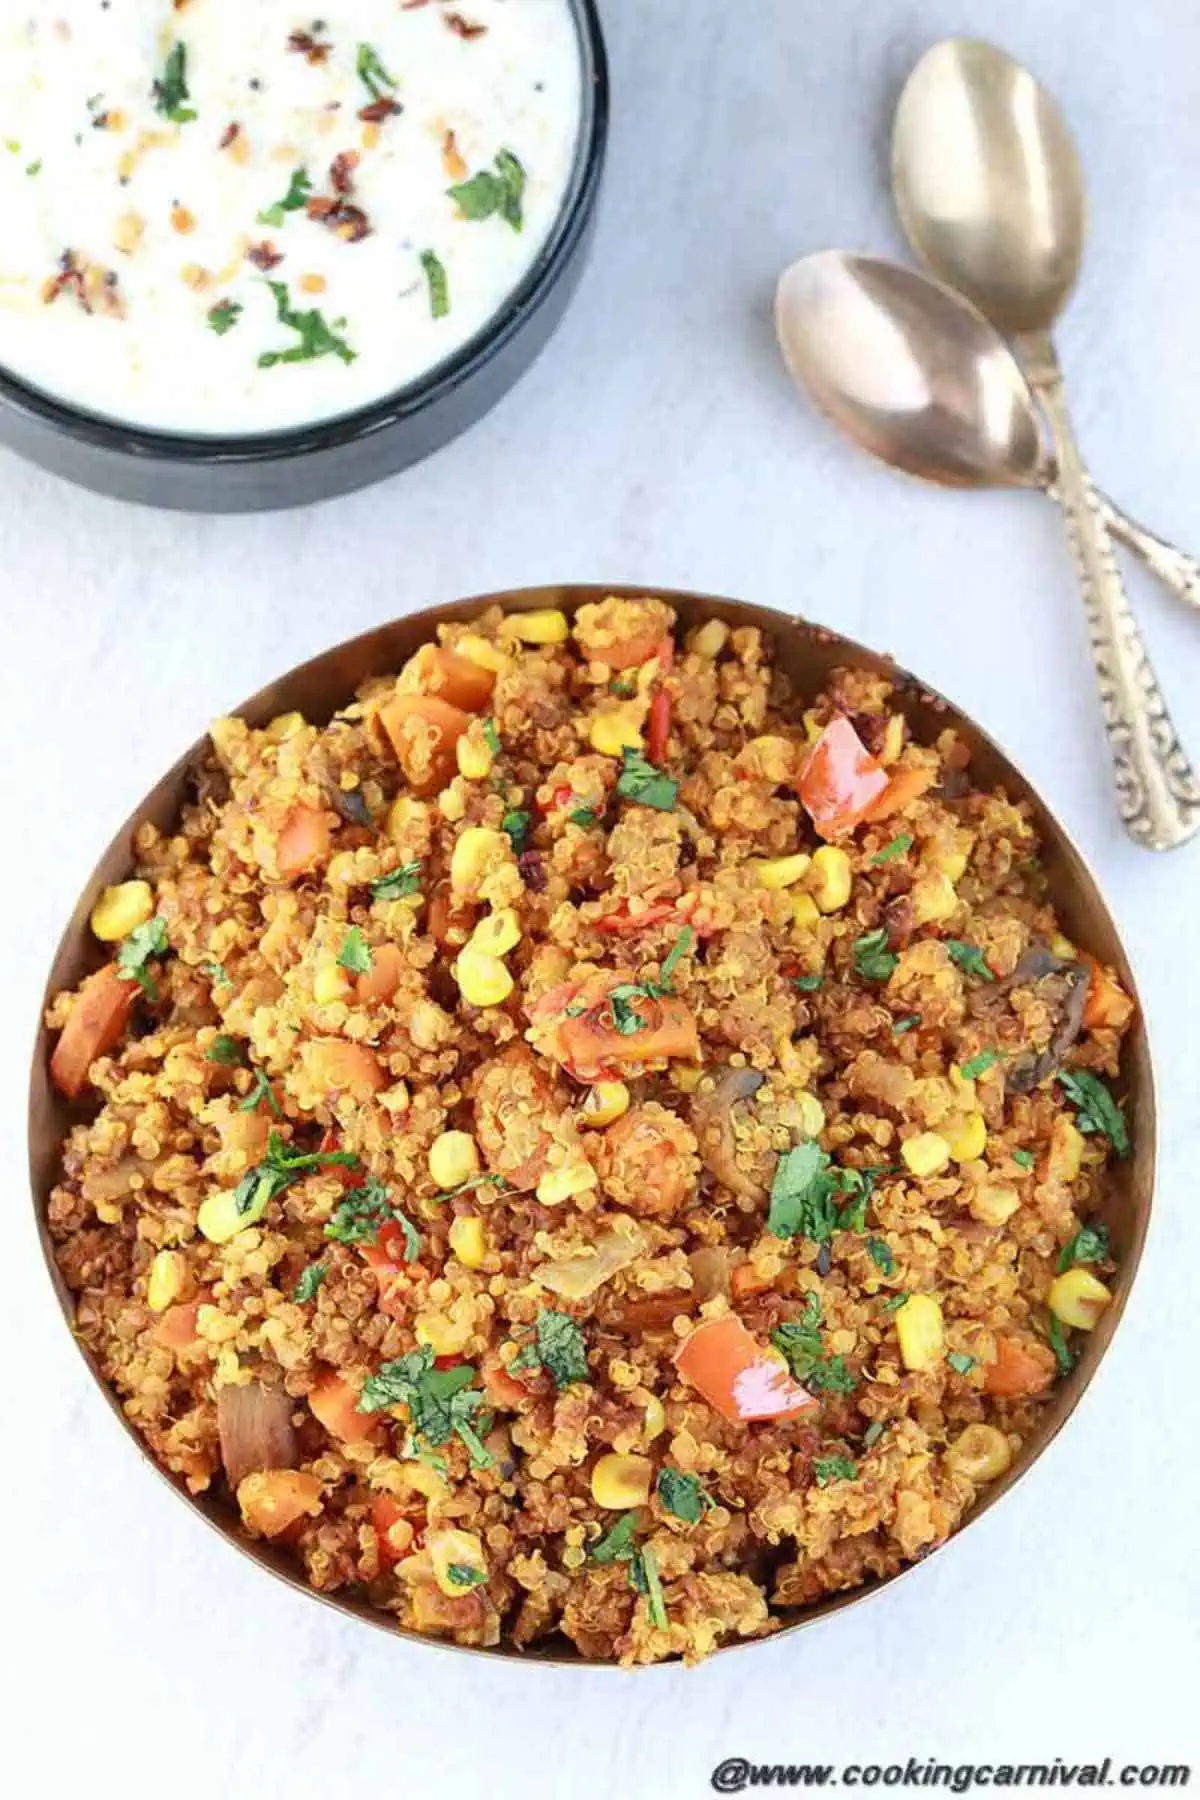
420, 248, 449, 319
767, 1142, 843, 1243
657, 926, 693, 990
337, 927, 372, 975
356, 42, 397, 104
1046, 1313, 1075, 1377
358, 1345, 493, 1467
813, 1454, 857, 1487
867, 1237, 894, 1275
237, 1065, 282, 1118
481, 717, 502, 756
1058, 1069, 1130, 1158
792, 973, 822, 992
117, 916, 169, 999
630, 1544, 668, 1630
1058, 1221, 1111, 1273
570, 808, 597, 828
946, 939, 994, 981
326, 1176, 419, 1260
771, 1294, 857, 1393
293, 1262, 328, 1303
520, 1309, 589, 1390
656, 1467, 712, 1523
590, 1512, 640, 1564
257, 167, 311, 227
207, 300, 242, 335
872, 834, 912, 865
437, 1171, 506, 1201
852, 928, 897, 983
370, 861, 421, 901
607, 983, 654, 1037
893, 1014, 920, 1034
206, 1034, 243, 1066
616, 747, 678, 812
230, 1130, 359, 1221
202, 959, 231, 986
258, 280, 355, 369
1012, 1149, 1036, 1170
152, 42, 196, 124
882, 1292, 911, 1314
447, 1563, 486, 1589
500, 808, 531, 855
947, 1351, 978, 1376
447, 148, 525, 230
960, 1049, 1000, 1081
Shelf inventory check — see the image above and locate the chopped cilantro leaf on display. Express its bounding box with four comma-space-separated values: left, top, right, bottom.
447, 1563, 486, 1589
1058, 1069, 1130, 1158
531, 1310, 589, 1390
792, 973, 823, 992
336, 927, 372, 975
257, 167, 311, 226
657, 926, 693, 991
1046, 1313, 1075, 1377
872, 834, 912, 865
437, 1171, 506, 1201
607, 983, 652, 1036
960, 1049, 1000, 1081
882, 1292, 911, 1314
631, 1545, 668, 1629
370, 861, 421, 901
152, 42, 196, 124
237, 1065, 282, 1118
771, 1295, 857, 1393
616, 747, 678, 812
813, 1454, 857, 1487
947, 1351, 978, 1376
1013, 1149, 1036, 1170
294, 1263, 328, 1303
207, 299, 243, 335
590, 1511, 640, 1564
231, 1131, 358, 1221
569, 808, 596, 828
356, 42, 397, 103
326, 1176, 397, 1248
946, 939, 994, 981
852, 928, 897, 983
862, 1420, 885, 1449
893, 1014, 920, 1034
358, 1345, 493, 1467
500, 808, 531, 855
258, 279, 355, 369
482, 718, 501, 756
117, 916, 169, 999
420, 248, 449, 319
202, 959, 231, 986
867, 1237, 894, 1275
656, 1467, 712, 1524
206, 1034, 243, 1066
1058, 1222, 1111, 1273
447, 148, 525, 231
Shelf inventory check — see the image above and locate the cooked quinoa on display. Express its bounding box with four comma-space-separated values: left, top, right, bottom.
44, 596, 1136, 1666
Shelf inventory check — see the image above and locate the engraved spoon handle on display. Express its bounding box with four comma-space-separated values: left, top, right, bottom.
1090, 493, 1200, 613
1021, 336, 1200, 850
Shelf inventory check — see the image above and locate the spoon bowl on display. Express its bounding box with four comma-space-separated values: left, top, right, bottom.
892, 37, 1087, 336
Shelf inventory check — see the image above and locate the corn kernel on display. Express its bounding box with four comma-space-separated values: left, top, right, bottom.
416, 1304, 473, 1356
536, 1158, 598, 1206
693, 619, 729, 658
146, 1249, 188, 1312
468, 907, 522, 957
393, 1462, 449, 1504
386, 793, 426, 846
796, 1091, 825, 1138
911, 871, 958, 925
937, 847, 969, 882
449, 1214, 487, 1269
589, 703, 644, 759
946, 1423, 1011, 1482
791, 893, 821, 932
313, 961, 352, 1006
450, 826, 508, 898
641, 1394, 666, 1442
946, 1111, 987, 1163
1049, 932, 1076, 962
579, 1080, 631, 1128
198, 1186, 262, 1243
1047, 1116, 1084, 1183
901, 1132, 952, 1179
265, 710, 305, 742
591, 1452, 653, 1510
755, 852, 813, 891
428, 1130, 480, 1190
456, 727, 494, 782
894, 1293, 944, 1371
454, 946, 514, 1008
670, 1062, 704, 1093
879, 714, 905, 765
428, 1527, 487, 1595
90, 879, 154, 942
949, 1065, 977, 1106
455, 633, 507, 673
1047, 1267, 1112, 1330
503, 608, 569, 645
969, 1181, 1020, 1227
808, 845, 852, 913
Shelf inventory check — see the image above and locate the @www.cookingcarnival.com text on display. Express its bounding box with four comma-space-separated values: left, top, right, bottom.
710, 1761, 1192, 1794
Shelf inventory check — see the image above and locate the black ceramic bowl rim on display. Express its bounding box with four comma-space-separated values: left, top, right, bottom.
0, 0, 608, 471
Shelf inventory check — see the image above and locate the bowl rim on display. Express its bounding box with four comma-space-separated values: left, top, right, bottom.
0, 0, 608, 464
27, 583, 1158, 1668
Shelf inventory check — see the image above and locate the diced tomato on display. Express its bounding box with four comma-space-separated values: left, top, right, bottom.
796, 716, 889, 838
308, 1371, 379, 1444
1082, 961, 1136, 1033
543, 783, 575, 814
275, 804, 334, 880
730, 1263, 773, 1302
983, 1334, 1056, 1398
675, 1315, 816, 1423
594, 899, 679, 937
862, 763, 938, 822
536, 971, 699, 1082
377, 1216, 418, 1265
427, 880, 476, 949
357, 942, 404, 1004
151, 1298, 205, 1351
300, 1037, 385, 1100
372, 1494, 416, 1565
50, 962, 139, 1098
482, 1350, 532, 1409
647, 690, 672, 766
377, 693, 471, 796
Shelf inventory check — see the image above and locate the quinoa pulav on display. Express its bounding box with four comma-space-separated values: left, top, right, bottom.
45, 597, 1136, 1665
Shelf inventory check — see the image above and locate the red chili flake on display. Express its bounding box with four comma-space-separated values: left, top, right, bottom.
247, 240, 283, 270
358, 96, 400, 124
445, 11, 487, 36
329, 150, 359, 195
288, 28, 332, 65
306, 195, 371, 242
42, 251, 88, 310
218, 121, 240, 150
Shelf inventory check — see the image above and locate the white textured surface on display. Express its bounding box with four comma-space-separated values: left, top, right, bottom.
3, 2, 1198, 1794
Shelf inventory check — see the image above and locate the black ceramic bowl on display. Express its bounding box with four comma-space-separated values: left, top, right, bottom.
0, 0, 607, 513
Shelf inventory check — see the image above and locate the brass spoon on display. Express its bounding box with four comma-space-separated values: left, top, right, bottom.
891, 37, 1200, 851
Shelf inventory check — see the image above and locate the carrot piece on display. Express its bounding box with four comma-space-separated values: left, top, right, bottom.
50, 962, 139, 1098
593, 900, 679, 936
796, 717, 889, 838
551, 974, 699, 1080
152, 1298, 205, 1351
1082, 961, 1136, 1033
275, 804, 333, 880
983, 1334, 1056, 1398
481, 1350, 532, 1409
356, 941, 405, 1004
301, 1037, 385, 1100
377, 693, 471, 796
237, 1469, 324, 1538
403, 644, 496, 714
604, 629, 672, 673
308, 1371, 379, 1444
675, 1315, 816, 1422
730, 1263, 773, 1301
426, 881, 476, 948
862, 763, 938, 822
372, 1494, 416, 1565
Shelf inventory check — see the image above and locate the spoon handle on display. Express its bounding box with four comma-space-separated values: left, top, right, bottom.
1020, 337, 1200, 850
1090, 494, 1200, 614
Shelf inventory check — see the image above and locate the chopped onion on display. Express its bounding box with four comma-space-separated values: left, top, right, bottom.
536, 1220, 646, 1299
217, 1381, 297, 1490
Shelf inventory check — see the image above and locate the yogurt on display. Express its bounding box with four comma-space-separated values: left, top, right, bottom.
0, 0, 583, 435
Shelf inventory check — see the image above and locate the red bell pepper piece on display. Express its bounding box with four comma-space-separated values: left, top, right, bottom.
675, 1315, 816, 1422
797, 716, 889, 838
647, 690, 671, 765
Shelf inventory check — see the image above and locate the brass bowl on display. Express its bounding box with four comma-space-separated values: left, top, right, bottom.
28, 585, 1156, 1665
